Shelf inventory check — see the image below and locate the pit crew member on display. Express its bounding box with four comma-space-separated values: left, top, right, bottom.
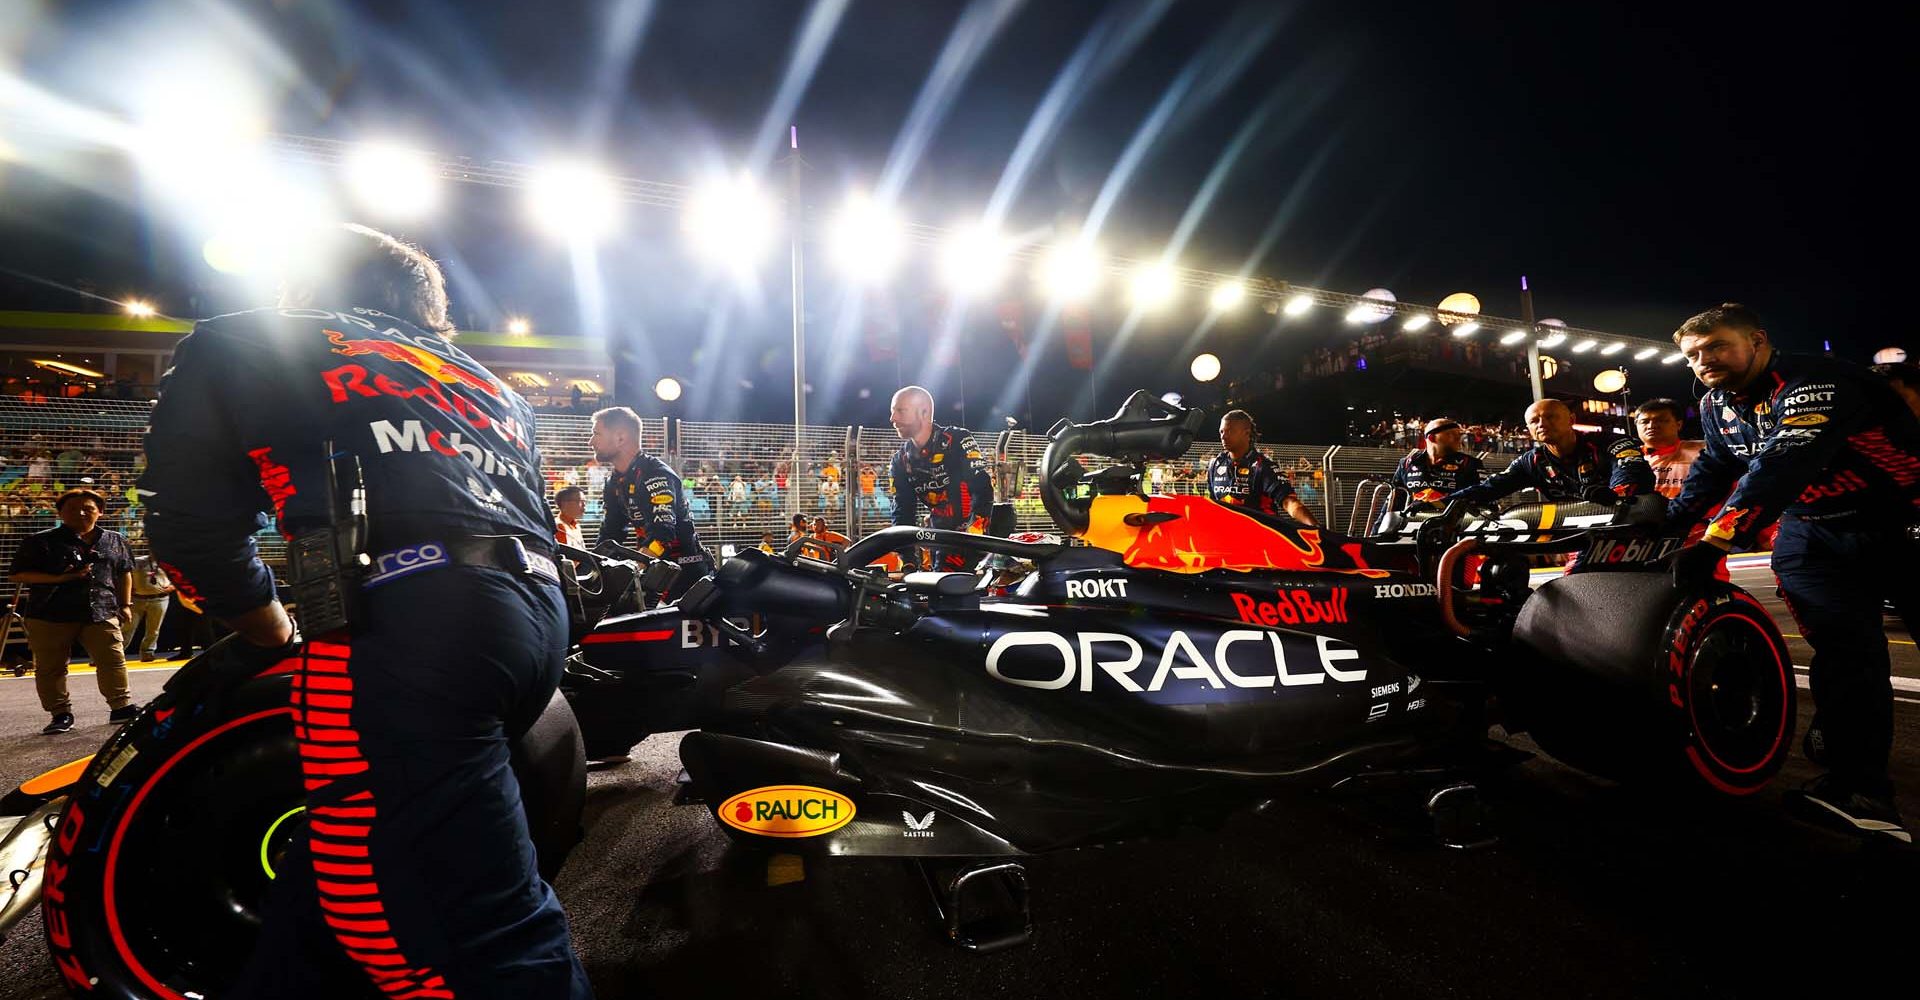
1431, 398, 1654, 508
140, 223, 591, 998
1664, 303, 1919, 842
1633, 398, 1704, 500
591, 405, 713, 599
1209, 409, 1318, 524
889, 385, 994, 571
1392, 418, 1484, 506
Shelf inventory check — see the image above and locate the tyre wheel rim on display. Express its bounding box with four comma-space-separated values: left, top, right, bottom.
1687, 617, 1788, 771
112, 726, 302, 991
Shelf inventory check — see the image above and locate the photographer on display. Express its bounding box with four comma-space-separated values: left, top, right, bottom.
8, 488, 137, 733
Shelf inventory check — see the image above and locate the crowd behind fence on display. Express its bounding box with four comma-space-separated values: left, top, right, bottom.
1, 398, 1526, 589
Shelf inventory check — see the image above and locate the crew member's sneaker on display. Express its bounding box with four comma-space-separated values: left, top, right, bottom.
108, 704, 141, 723
42, 713, 75, 734
1786, 775, 1911, 844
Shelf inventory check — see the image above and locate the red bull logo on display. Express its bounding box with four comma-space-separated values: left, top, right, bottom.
327, 329, 500, 398
1081, 495, 1393, 577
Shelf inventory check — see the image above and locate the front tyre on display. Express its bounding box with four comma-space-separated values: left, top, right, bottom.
43, 672, 300, 999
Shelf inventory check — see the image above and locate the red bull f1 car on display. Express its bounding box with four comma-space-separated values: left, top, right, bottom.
1, 390, 1796, 992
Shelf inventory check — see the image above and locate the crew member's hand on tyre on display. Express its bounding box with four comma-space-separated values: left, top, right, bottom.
1667, 541, 1727, 588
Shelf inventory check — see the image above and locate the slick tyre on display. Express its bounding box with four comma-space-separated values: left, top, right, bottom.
1510, 573, 1795, 795
43, 670, 302, 1000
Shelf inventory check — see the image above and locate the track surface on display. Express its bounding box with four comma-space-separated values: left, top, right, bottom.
2, 563, 1916, 999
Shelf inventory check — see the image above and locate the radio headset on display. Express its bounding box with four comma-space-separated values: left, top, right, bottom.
286, 439, 371, 636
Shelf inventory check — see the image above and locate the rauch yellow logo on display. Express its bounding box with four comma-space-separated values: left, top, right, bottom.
718, 785, 857, 838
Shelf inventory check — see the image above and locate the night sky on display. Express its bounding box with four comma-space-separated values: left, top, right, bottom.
1, 0, 1908, 426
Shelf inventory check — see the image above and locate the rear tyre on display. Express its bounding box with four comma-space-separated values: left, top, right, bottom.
1510, 574, 1795, 795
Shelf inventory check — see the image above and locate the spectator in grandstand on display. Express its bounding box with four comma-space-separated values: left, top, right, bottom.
1665, 304, 1918, 842
1393, 418, 1485, 506
554, 485, 587, 549
125, 553, 175, 662
1631, 399, 1703, 500
9, 488, 136, 733
1208, 410, 1318, 524
1433, 399, 1654, 508
27, 449, 51, 480
1871, 360, 1920, 420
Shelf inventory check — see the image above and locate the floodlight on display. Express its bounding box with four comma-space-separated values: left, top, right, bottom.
1282, 294, 1313, 317
827, 192, 907, 283
1449, 322, 1480, 337
507, 318, 531, 336
1039, 243, 1103, 303
1571, 339, 1597, 354
1403, 313, 1432, 332
1128, 263, 1179, 311
124, 300, 155, 318
1633, 347, 1660, 361
1661, 352, 1686, 365
528, 161, 622, 241
344, 143, 441, 220
655, 377, 683, 401
1191, 353, 1222, 382
1600, 342, 1626, 356
1208, 281, 1247, 311
1499, 330, 1528, 345
1538, 332, 1567, 348
939, 225, 1010, 295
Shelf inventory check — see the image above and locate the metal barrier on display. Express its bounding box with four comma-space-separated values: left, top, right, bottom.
1344, 478, 1407, 535
1, 396, 1522, 585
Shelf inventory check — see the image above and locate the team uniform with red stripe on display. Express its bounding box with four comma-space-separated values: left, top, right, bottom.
1668, 351, 1920, 797
141, 306, 590, 999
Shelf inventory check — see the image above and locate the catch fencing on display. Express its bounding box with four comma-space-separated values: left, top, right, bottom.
0, 397, 1523, 587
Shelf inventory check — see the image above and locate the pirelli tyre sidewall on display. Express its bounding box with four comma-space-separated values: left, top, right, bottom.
1655, 587, 1796, 794
1512, 576, 1795, 795
43, 672, 299, 1000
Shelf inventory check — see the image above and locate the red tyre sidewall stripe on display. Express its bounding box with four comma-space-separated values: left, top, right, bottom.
1683, 606, 1790, 782
103, 707, 295, 1000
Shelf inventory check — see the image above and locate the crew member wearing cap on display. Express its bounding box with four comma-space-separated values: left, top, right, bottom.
1392, 418, 1484, 507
